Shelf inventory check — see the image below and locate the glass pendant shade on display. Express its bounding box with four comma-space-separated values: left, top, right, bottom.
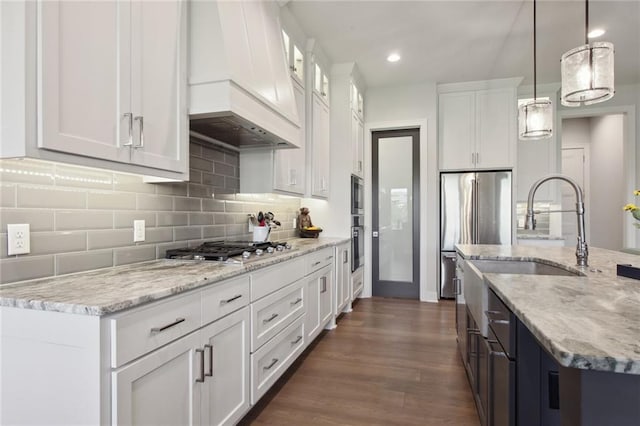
561, 41, 615, 106
519, 99, 553, 140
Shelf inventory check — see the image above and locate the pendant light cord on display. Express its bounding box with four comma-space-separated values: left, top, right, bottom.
533, 0, 537, 100
585, 0, 589, 44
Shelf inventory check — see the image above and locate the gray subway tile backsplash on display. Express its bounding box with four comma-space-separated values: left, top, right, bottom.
18, 186, 86, 209
0, 184, 16, 207
114, 245, 156, 266
56, 210, 113, 231
56, 250, 113, 275
88, 191, 136, 210
1, 209, 54, 232
0, 141, 301, 284
0, 255, 55, 284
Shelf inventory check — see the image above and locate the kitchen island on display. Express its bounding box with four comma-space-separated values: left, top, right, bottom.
456, 244, 640, 426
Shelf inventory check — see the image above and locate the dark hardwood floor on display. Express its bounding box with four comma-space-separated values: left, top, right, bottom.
239, 297, 480, 426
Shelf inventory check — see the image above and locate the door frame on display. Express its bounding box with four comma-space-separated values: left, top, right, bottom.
364, 119, 438, 302
558, 104, 636, 248
371, 128, 420, 298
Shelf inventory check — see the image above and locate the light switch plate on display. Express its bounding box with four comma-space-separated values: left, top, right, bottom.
7, 223, 30, 255
133, 220, 145, 242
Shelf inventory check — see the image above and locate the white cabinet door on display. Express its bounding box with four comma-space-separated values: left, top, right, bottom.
304, 274, 320, 344
439, 91, 475, 170
274, 79, 305, 195
311, 93, 330, 198
336, 244, 351, 313
112, 331, 201, 426
201, 307, 250, 426
319, 266, 333, 326
39, 1, 129, 163
130, 0, 187, 174
475, 89, 515, 169
352, 112, 364, 177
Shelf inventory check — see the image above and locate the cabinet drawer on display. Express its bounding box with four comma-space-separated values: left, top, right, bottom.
250, 315, 305, 404
487, 289, 517, 358
109, 291, 201, 368
306, 247, 334, 274
251, 279, 305, 352
352, 267, 364, 298
251, 257, 305, 301
201, 275, 250, 325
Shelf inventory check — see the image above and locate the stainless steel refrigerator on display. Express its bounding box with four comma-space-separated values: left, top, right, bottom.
440, 171, 512, 298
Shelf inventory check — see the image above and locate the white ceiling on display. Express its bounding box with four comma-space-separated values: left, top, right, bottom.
285, 0, 640, 88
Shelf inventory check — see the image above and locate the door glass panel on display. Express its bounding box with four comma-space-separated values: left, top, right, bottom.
322, 74, 329, 98
314, 64, 322, 92
378, 136, 413, 282
293, 45, 304, 81
281, 30, 290, 64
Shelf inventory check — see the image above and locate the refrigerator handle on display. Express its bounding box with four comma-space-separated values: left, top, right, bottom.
473, 175, 480, 244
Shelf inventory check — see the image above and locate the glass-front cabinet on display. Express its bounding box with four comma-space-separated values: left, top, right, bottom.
314, 62, 329, 103
282, 29, 304, 84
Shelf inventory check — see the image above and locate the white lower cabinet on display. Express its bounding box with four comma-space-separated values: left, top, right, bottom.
112, 331, 202, 426
112, 306, 250, 426
250, 315, 305, 404
335, 243, 351, 313
200, 308, 251, 426
305, 264, 333, 344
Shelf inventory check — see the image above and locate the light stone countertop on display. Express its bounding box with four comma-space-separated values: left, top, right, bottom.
516, 233, 565, 240
456, 244, 640, 374
0, 237, 349, 316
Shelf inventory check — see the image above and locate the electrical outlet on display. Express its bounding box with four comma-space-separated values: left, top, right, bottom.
248, 218, 254, 233
7, 224, 30, 255
292, 217, 297, 228
133, 220, 145, 242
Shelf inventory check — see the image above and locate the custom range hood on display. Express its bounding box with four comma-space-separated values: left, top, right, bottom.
188, 0, 301, 150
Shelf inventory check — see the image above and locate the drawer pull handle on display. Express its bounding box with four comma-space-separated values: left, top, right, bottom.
321, 276, 327, 293
263, 358, 279, 371
263, 313, 279, 324
485, 310, 510, 325
220, 294, 243, 305
204, 344, 213, 377
291, 335, 303, 345
290, 297, 303, 306
312, 261, 321, 267
150, 317, 185, 335
195, 348, 205, 383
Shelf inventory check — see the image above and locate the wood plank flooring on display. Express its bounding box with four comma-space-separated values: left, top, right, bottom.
239, 297, 480, 426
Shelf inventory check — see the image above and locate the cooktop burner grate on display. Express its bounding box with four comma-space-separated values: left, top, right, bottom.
165, 241, 285, 261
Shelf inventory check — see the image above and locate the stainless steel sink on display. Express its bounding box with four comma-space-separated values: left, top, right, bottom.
469, 259, 583, 276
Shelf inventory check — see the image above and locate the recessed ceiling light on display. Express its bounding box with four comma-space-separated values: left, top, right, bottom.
588, 28, 605, 38
387, 53, 401, 63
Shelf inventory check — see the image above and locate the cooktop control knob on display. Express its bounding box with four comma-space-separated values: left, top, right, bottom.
256, 249, 264, 256
285, 243, 292, 250
276, 245, 284, 251
267, 246, 275, 254
242, 251, 251, 259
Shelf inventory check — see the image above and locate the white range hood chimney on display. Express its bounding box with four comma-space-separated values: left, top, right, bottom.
188, 0, 301, 150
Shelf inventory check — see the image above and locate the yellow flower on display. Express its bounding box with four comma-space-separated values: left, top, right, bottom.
634, 190, 640, 196
624, 203, 638, 211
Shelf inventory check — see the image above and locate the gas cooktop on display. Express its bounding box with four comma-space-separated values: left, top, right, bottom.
165, 241, 291, 262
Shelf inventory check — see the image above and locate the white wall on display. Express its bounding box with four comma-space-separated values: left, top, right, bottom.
364, 82, 439, 302
590, 114, 625, 250
561, 115, 625, 251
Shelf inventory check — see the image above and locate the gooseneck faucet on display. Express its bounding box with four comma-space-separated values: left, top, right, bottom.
525, 174, 588, 267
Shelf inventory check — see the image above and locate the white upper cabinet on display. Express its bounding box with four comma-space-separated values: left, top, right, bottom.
1, 1, 188, 180
313, 62, 330, 104
350, 80, 365, 177
282, 29, 305, 85
273, 79, 306, 195
438, 78, 521, 171
188, 0, 301, 149
311, 92, 330, 198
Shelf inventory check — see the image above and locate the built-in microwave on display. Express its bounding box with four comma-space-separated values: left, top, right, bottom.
351, 215, 364, 272
351, 175, 364, 215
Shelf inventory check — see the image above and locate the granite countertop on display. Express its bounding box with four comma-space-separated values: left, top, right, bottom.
456, 244, 640, 375
0, 237, 349, 316
516, 233, 565, 240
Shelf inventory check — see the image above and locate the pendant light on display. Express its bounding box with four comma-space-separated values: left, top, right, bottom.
560, 0, 614, 106
519, 0, 552, 140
